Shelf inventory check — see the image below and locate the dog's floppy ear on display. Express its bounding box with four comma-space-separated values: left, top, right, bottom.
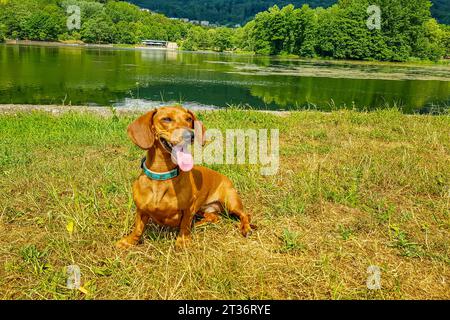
127, 109, 157, 150
187, 109, 207, 146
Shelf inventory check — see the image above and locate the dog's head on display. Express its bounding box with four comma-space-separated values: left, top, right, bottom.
127, 106, 206, 171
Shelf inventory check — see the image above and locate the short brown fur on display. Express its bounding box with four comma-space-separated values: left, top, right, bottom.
117, 106, 253, 249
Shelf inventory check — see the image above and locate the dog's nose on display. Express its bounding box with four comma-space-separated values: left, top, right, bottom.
182, 130, 195, 143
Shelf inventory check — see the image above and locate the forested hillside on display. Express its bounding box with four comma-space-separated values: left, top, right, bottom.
129, 0, 334, 25
431, 0, 450, 24
128, 0, 450, 25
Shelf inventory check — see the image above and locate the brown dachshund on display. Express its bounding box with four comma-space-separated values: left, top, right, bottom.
116, 106, 253, 249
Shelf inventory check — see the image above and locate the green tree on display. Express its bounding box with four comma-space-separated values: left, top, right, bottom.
0, 24, 5, 42
22, 5, 65, 41
0, 0, 39, 39
414, 19, 445, 61
182, 26, 211, 51
251, 5, 289, 55
211, 27, 233, 51
239, 20, 260, 53
81, 14, 117, 44
115, 21, 137, 44
374, 0, 433, 60
317, 1, 375, 60
61, 0, 104, 20
105, 1, 141, 23
441, 25, 450, 57
294, 5, 318, 57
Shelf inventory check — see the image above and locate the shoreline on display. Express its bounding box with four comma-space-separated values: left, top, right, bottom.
0, 104, 441, 118
0, 104, 293, 117
3, 40, 449, 68
3, 39, 176, 52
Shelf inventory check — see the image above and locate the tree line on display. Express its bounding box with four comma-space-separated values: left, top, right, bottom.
181, 0, 450, 61
236, 0, 450, 61
0, 0, 190, 44
0, 0, 449, 62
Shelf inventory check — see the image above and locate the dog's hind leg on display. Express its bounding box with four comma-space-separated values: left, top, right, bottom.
195, 204, 222, 227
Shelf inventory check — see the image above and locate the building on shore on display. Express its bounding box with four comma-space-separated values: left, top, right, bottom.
141, 40, 178, 50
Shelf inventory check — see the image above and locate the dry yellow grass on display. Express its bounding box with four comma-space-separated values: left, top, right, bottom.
0, 107, 448, 299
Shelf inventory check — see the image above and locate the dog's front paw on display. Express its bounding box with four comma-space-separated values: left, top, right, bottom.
116, 237, 137, 250
175, 235, 192, 250
240, 222, 253, 237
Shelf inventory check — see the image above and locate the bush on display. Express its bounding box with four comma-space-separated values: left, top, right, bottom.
0, 24, 5, 42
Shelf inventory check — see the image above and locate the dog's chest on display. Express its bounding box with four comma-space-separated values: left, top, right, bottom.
134, 177, 193, 213
150, 185, 188, 212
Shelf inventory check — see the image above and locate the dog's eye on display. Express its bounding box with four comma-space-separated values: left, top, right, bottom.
162, 117, 172, 123
186, 118, 193, 123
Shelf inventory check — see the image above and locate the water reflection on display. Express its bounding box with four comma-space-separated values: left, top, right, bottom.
0, 44, 449, 114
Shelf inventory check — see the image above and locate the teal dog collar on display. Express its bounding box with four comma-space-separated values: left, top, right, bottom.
141, 157, 179, 181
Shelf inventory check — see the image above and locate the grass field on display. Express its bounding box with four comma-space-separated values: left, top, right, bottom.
0, 107, 449, 300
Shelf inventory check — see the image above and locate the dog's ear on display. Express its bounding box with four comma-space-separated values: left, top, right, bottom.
187, 110, 207, 146
127, 110, 157, 150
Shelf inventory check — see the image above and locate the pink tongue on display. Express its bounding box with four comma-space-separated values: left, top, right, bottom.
174, 145, 194, 172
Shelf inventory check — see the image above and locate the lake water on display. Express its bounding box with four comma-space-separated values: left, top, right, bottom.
1, 44, 449, 113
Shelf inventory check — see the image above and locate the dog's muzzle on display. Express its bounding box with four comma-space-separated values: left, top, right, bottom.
158, 129, 194, 154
